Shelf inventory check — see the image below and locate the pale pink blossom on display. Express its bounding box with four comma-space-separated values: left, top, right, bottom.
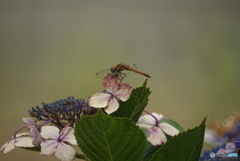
0, 133, 34, 154
204, 112, 240, 146
40, 126, 77, 161
89, 74, 133, 114
23, 117, 43, 147
216, 142, 236, 154
204, 129, 228, 145
137, 112, 179, 145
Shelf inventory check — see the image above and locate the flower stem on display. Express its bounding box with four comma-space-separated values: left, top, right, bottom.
13, 125, 27, 139
144, 110, 159, 126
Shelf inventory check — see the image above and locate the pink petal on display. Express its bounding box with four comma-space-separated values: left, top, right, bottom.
216, 148, 226, 154
60, 127, 77, 145
102, 74, 121, 93
22, 117, 36, 129
55, 142, 76, 161
147, 127, 167, 145
41, 126, 59, 140
104, 97, 119, 114
30, 127, 44, 147
89, 92, 111, 108
159, 122, 179, 136
41, 140, 58, 156
22, 117, 43, 147
113, 83, 133, 101
225, 142, 236, 153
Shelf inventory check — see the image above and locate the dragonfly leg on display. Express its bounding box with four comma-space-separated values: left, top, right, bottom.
119, 71, 126, 80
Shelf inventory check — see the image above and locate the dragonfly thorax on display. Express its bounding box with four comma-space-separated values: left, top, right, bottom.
110, 64, 125, 73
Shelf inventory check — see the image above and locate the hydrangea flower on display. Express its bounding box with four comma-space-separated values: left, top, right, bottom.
204, 112, 240, 146
0, 133, 34, 154
40, 126, 77, 161
28, 96, 96, 122
200, 113, 240, 160
200, 141, 239, 161
216, 142, 236, 154
204, 129, 228, 146
137, 112, 179, 145
89, 74, 133, 114
23, 117, 43, 147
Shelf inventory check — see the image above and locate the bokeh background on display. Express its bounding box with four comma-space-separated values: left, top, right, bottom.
1, 1, 240, 160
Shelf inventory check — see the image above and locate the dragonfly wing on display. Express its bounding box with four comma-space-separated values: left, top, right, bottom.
96, 68, 110, 79
119, 63, 138, 78
129, 64, 138, 70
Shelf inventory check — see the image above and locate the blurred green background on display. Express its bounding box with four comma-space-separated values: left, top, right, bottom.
1, 1, 240, 160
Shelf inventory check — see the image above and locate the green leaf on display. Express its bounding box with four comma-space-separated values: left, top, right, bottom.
141, 142, 160, 161
111, 80, 151, 122
21, 147, 41, 152
149, 117, 206, 161
160, 118, 184, 132
75, 153, 89, 161
75, 109, 146, 161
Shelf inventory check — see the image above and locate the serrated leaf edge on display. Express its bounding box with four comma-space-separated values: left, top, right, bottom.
75, 110, 147, 161
150, 117, 206, 161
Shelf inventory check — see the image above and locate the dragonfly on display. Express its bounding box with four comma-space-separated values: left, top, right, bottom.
96, 63, 151, 79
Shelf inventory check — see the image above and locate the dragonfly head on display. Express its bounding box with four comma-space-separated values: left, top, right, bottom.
110, 66, 117, 73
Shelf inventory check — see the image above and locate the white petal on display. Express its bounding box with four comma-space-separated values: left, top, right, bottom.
147, 127, 167, 145
104, 97, 119, 114
0, 141, 8, 152
113, 83, 132, 101
136, 118, 154, 130
15, 136, 34, 148
151, 113, 164, 121
55, 142, 76, 161
89, 92, 111, 108
0, 140, 14, 154
41, 126, 59, 140
60, 127, 77, 145
159, 122, 179, 136
15, 133, 31, 138
137, 113, 163, 130
41, 140, 58, 156
1, 133, 34, 154
136, 123, 153, 130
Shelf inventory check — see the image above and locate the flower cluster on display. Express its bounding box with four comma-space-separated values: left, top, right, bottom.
29, 96, 96, 121
200, 113, 240, 160
204, 112, 240, 146
0, 74, 136, 161
1, 96, 96, 161
0, 118, 77, 161
200, 142, 238, 161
